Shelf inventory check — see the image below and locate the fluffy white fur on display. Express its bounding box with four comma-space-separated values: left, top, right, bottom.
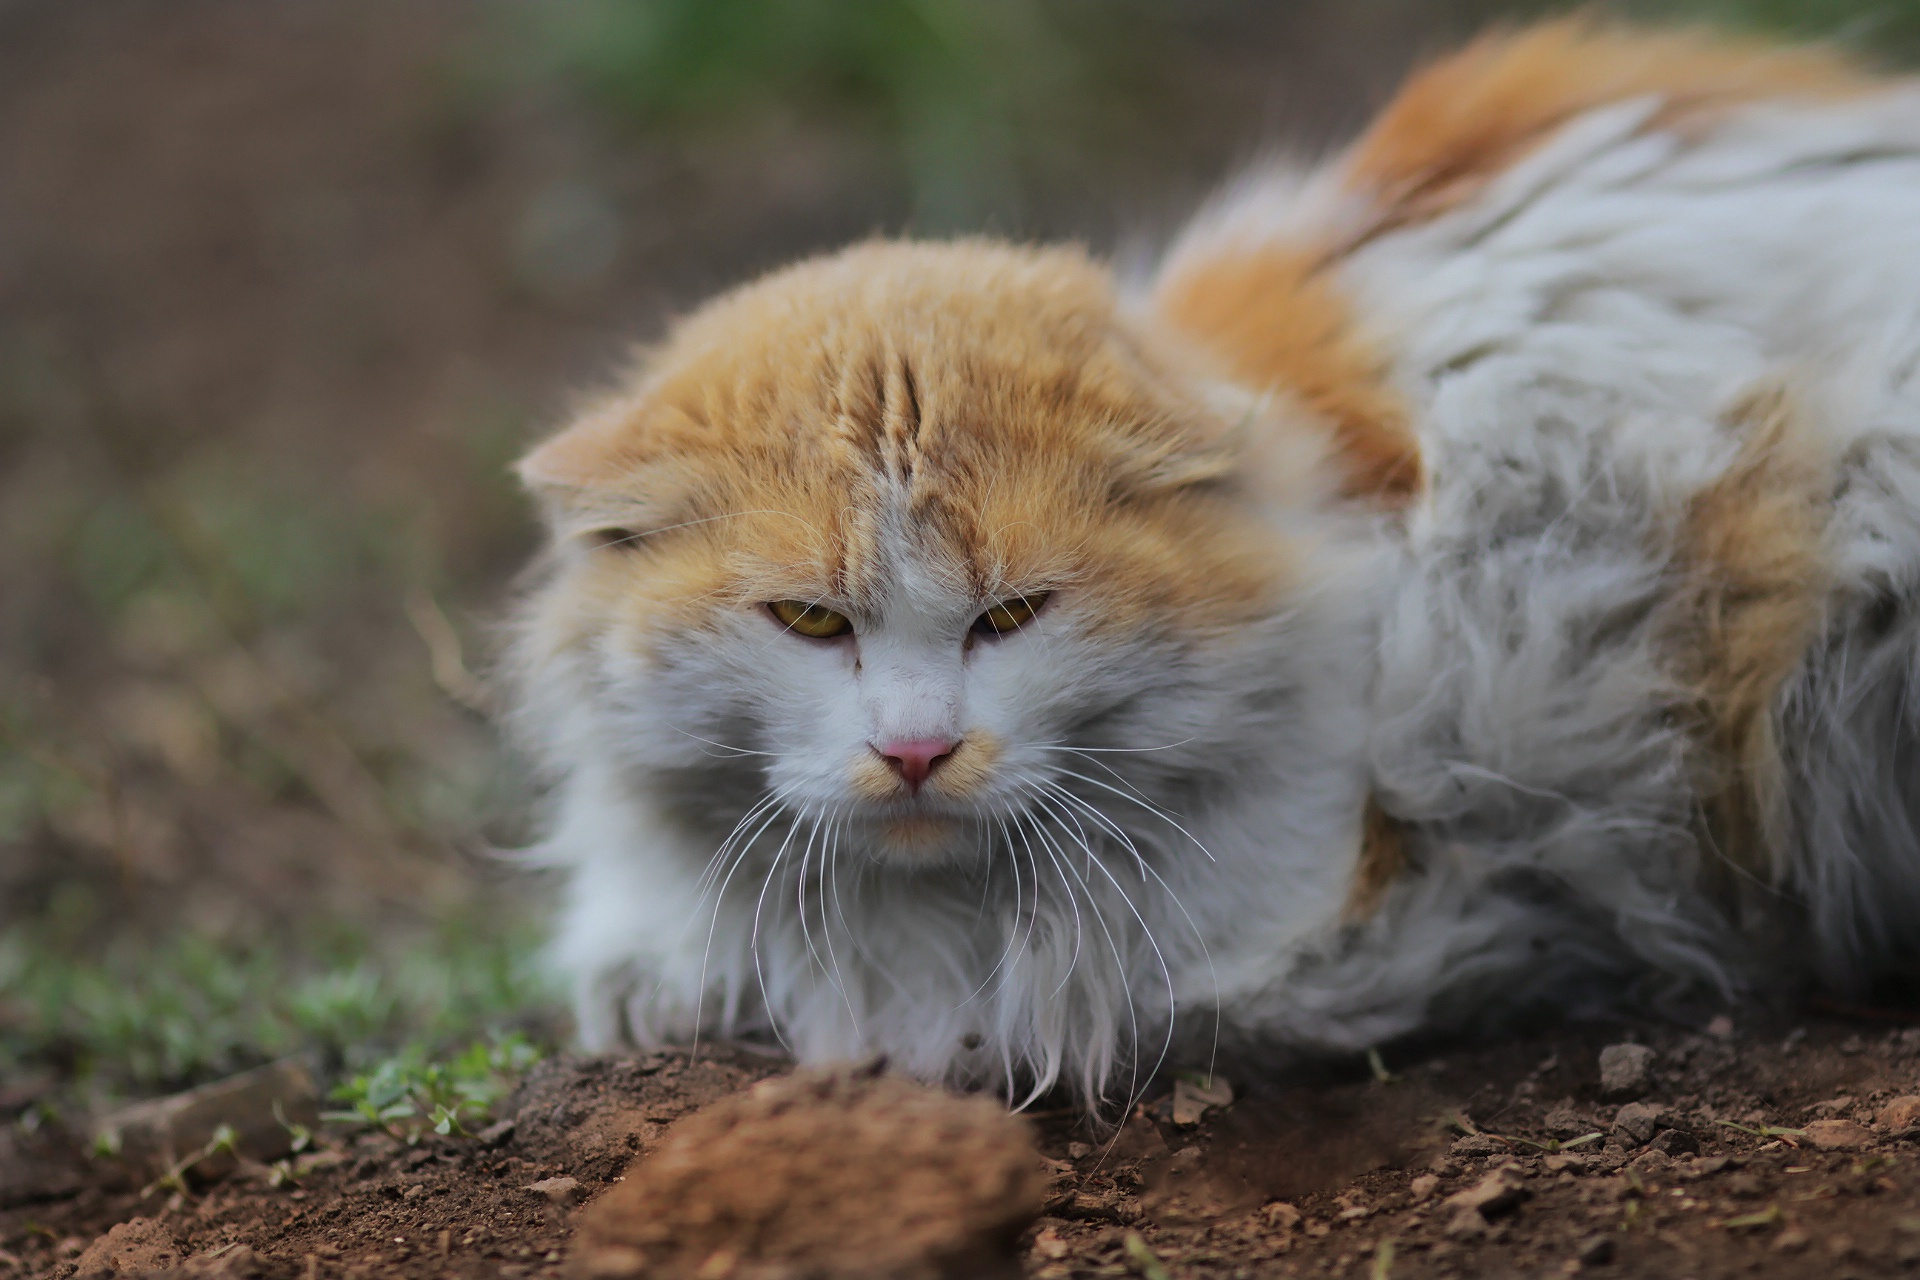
518, 82, 1920, 1108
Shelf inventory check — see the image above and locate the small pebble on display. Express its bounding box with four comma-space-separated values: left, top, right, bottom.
1877, 1096, 1920, 1130
1612, 1102, 1664, 1147
527, 1176, 581, 1206
1442, 1165, 1527, 1216
1801, 1119, 1871, 1150
1598, 1043, 1655, 1100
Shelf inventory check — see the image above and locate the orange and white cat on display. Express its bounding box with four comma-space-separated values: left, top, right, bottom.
511, 21, 1920, 1107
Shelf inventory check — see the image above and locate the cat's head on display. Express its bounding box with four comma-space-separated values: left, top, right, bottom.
513, 240, 1327, 865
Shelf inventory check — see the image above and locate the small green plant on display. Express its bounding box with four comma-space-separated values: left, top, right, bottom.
1121, 1232, 1172, 1280
141, 1122, 239, 1199
1714, 1118, 1809, 1140
1718, 1203, 1783, 1230
1366, 1047, 1396, 1085
324, 1032, 542, 1144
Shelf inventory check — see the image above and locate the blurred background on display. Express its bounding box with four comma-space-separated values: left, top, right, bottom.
4, 0, 1919, 1113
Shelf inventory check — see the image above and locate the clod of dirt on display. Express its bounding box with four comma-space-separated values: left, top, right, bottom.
1541, 1103, 1592, 1138
1442, 1165, 1527, 1218
1802, 1119, 1872, 1150
1878, 1096, 1920, 1130
567, 1065, 1045, 1280
1596, 1043, 1655, 1100
1611, 1101, 1664, 1147
1650, 1127, 1700, 1156
527, 1175, 581, 1207
71, 1217, 184, 1275
93, 1058, 319, 1182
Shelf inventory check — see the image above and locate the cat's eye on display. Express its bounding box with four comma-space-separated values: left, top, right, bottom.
972, 593, 1050, 637
767, 600, 854, 639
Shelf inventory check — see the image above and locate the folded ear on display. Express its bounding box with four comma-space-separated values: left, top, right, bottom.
515, 399, 694, 546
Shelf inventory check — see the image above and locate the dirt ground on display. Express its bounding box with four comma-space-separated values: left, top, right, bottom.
8, 1013, 1920, 1279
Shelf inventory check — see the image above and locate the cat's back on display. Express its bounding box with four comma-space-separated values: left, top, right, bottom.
1155, 19, 1920, 515
1154, 20, 1920, 989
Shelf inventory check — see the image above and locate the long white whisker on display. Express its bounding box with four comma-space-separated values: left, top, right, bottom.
1047, 765, 1219, 864
1019, 783, 1142, 1110
819, 807, 862, 1038
1029, 738, 1198, 755
960, 805, 1031, 1007
1022, 804, 1087, 997
665, 723, 777, 758
1042, 779, 1222, 1089
795, 810, 827, 982
1024, 780, 1183, 1115
685, 785, 796, 1059
749, 805, 811, 1054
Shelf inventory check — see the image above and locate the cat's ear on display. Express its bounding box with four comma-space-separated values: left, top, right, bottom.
514, 399, 694, 546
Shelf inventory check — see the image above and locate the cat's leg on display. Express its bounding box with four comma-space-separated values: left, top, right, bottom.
545, 786, 771, 1052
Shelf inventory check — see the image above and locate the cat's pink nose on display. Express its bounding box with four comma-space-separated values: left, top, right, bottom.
875, 738, 959, 794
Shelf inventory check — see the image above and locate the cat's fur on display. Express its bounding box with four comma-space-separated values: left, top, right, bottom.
511, 20, 1920, 1108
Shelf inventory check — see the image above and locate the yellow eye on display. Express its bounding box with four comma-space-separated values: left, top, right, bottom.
972, 592, 1049, 636
767, 600, 854, 639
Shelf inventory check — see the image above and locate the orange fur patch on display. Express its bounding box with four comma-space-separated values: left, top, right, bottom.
1342, 796, 1410, 923
1153, 19, 1874, 513
1669, 388, 1832, 889
1344, 17, 1872, 233
520, 241, 1293, 657
1155, 249, 1421, 504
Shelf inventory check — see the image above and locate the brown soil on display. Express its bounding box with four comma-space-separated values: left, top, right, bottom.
9, 1014, 1920, 1279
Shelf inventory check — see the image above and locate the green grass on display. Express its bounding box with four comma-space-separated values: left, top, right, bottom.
1623, 0, 1920, 57
0, 903, 557, 1106
510, 0, 1165, 229
503, 0, 1920, 232
324, 1032, 543, 1143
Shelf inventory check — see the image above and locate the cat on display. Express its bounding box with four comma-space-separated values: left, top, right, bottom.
509, 19, 1920, 1109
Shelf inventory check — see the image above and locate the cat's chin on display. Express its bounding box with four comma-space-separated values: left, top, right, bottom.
853, 811, 978, 867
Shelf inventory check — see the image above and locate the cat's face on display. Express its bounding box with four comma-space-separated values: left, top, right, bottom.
516, 242, 1306, 866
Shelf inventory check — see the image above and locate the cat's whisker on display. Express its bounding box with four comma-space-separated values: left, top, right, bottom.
1046, 764, 1219, 864
1019, 784, 1146, 1110
1030, 739, 1198, 755
1024, 807, 1088, 998
1035, 795, 1181, 1117
818, 807, 864, 1038
1038, 775, 1149, 881
692, 788, 787, 897
747, 802, 813, 1055
687, 786, 800, 1055
794, 811, 828, 985
1040, 779, 1224, 1088
960, 811, 1029, 1008
1023, 779, 1183, 1087
665, 723, 776, 758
